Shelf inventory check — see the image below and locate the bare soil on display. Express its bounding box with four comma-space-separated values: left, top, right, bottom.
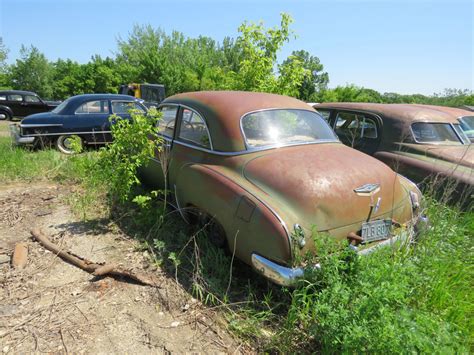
0, 182, 248, 354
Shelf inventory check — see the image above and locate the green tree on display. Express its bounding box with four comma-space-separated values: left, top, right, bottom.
283, 50, 329, 101
0, 37, 8, 88
8, 45, 53, 98
232, 13, 307, 95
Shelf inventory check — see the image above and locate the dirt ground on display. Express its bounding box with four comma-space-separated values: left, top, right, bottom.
0, 182, 248, 354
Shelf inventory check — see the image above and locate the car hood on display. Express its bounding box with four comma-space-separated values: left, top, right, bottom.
402, 144, 474, 169
243, 143, 408, 231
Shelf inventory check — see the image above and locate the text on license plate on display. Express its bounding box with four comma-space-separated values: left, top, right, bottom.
361, 219, 392, 243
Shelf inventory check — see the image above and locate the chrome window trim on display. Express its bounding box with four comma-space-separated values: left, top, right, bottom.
239, 108, 339, 150
177, 106, 213, 150
410, 122, 466, 145
158, 103, 214, 150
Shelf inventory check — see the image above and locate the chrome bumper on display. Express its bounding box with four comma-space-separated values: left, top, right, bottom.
251, 214, 429, 287
9, 124, 35, 145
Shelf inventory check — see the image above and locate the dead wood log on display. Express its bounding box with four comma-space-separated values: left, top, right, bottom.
12, 243, 28, 269
30, 228, 158, 287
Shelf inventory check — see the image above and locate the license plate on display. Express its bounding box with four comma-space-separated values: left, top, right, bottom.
361, 219, 392, 243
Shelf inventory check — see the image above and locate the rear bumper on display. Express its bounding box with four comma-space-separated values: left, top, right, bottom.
9, 124, 35, 145
251, 214, 429, 287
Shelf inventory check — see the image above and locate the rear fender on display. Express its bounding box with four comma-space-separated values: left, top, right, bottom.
0, 105, 13, 117
174, 164, 293, 266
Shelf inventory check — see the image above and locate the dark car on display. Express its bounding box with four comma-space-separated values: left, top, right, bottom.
0, 90, 60, 120
138, 91, 427, 286
10, 94, 147, 154
314, 103, 473, 207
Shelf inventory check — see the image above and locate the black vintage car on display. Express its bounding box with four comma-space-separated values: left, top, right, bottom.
10, 94, 147, 154
0, 90, 60, 120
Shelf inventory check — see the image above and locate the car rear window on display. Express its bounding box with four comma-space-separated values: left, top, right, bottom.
411, 122, 464, 145
241, 109, 337, 149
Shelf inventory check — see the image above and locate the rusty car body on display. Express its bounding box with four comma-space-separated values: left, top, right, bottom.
139, 92, 427, 286
314, 103, 473, 208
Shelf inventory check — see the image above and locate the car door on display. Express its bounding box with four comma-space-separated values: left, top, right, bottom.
7, 94, 25, 117
23, 94, 48, 116
332, 110, 381, 155
138, 105, 179, 189
66, 99, 112, 143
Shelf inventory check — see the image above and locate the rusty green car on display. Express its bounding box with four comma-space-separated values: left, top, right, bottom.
139, 91, 427, 286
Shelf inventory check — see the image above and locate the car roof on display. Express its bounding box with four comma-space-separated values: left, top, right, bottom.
409, 104, 474, 119
67, 93, 139, 101
163, 91, 314, 152
0, 90, 38, 96
315, 102, 461, 124
56, 94, 142, 114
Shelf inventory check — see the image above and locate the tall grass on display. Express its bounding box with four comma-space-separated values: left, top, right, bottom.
0, 134, 472, 352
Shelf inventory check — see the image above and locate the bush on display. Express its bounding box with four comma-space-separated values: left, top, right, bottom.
274, 201, 473, 353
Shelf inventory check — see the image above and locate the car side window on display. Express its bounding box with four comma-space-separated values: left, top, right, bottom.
178, 109, 211, 149
111, 101, 146, 114
24, 95, 41, 103
335, 112, 378, 139
8, 94, 23, 102
157, 106, 178, 138
0, 95, 6, 101
75, 100, 109, 114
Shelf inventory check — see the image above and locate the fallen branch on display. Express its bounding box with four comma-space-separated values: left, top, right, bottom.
30, 228, 158, 287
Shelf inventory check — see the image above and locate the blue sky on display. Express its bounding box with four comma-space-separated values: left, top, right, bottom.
0, 0, 472, 95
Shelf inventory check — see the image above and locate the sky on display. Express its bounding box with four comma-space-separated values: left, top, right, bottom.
0, 0, 472, 95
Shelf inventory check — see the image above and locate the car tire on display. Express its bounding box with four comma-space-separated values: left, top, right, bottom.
184, 206, 228, 249
56, 135, 83, 154
0, 110, 11, 121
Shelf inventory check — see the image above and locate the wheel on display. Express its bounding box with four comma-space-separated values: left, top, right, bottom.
0, 110, 11, 121
56, 135, 83, 154
184, 207, 227, 249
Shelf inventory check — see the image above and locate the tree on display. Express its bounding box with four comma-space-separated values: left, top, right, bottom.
0, 37, 9, 88
8, 45, 53, 98
232, 13, 307, 95
282, 50, 329, 101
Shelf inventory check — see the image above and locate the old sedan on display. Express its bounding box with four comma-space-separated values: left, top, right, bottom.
10, 94, 147, 154
314, 103, 473, 208
139, 91, 427, 286
0, 90, 60, 120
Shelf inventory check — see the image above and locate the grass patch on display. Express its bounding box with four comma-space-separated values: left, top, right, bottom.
1, 135, 472, 352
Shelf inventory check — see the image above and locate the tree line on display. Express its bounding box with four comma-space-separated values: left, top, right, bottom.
0, 14, 472, 108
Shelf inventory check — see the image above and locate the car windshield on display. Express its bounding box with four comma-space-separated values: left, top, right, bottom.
459, 116, 474, 139
411, 122, 466, 145
51, 99, 70, 113
241, 109, 337, 148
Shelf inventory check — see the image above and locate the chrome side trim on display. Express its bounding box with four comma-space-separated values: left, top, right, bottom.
21, 130, 112, 137
20, 123, 63, 128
